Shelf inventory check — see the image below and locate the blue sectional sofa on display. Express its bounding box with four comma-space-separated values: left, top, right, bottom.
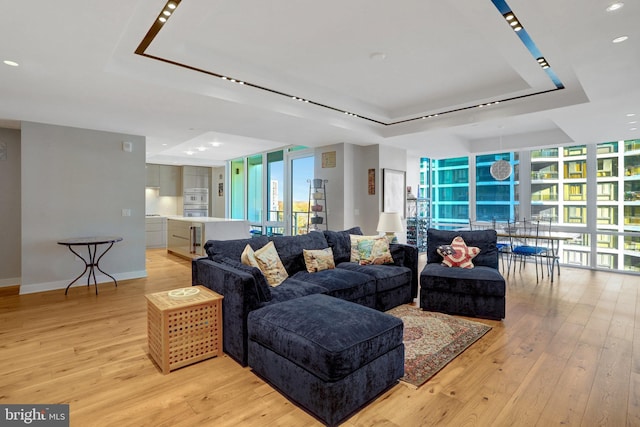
420, 228, 506, 320
191, 227, 418, 366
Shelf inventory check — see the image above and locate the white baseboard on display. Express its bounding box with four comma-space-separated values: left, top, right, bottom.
19, 270, 148, 295
0, 277, 20, 287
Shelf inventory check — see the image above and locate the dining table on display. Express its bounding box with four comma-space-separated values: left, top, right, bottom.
496, 229, 577, 282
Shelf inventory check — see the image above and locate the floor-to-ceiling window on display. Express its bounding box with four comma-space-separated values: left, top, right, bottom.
247, 154, 263, 226
266, 151, 285, 235
227, 147, 313, 236
475, 152, 519, 222
420, 139, 640, 274
431, 157, 469, 229
290, 153, 314, 235
230, 158, 244, 219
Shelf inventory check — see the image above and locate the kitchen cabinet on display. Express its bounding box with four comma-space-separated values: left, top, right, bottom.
167, 219, 195, 259
183, 166, 210, 190
146, 164, 160, 188
145, 217, 167, 248
159, 165, 182, 196
167, 217, 250, 260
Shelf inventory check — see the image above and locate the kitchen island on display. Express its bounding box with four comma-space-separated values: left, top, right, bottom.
167, 217, 250, 259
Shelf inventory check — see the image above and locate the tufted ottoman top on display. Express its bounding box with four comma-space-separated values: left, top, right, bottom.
248, 294, 403, 382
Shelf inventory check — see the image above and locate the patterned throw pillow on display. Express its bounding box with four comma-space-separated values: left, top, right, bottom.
240, 244, 260, 268
253, 241, 289, 286
437, 236, 480, 269
357, 236, 394, 265
303, 248, 336, 273
349, 234, 381, 263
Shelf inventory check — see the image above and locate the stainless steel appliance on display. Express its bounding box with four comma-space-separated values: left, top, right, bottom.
183, 188, 209, 217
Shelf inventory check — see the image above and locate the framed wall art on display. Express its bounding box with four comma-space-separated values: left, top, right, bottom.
382, 168, 406, 218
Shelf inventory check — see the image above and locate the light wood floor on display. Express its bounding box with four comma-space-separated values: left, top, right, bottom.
1, 250, 639, 426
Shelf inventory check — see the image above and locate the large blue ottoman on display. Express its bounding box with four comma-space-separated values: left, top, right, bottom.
247, 294, 404, 426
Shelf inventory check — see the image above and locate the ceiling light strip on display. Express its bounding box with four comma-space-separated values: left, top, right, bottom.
491, 0, 564, 89
135, 0, 564, 126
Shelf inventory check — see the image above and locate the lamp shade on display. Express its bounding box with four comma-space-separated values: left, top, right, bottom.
377, 212, 403, 233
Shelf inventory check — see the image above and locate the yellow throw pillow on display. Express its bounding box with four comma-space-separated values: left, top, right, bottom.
240, 244, 260, 268
358, 236, 394, 265
303, 248, 336, 273
349, 234, 381, 263
253, 241, 288, 286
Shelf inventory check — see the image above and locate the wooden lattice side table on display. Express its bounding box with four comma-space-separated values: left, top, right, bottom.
145, 285, 223, 374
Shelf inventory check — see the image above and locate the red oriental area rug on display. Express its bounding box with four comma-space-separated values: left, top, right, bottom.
387, 305, 492, 388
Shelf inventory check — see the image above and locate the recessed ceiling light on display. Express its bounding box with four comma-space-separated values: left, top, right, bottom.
627, 113, 636, 117
370, 52, 386, 61
210, 142, 222, 147
197, 146, 207, 151
167, 2, 177, 9
631, 127, 638, 131
612, 35, 628, 43
158, 16, 167, 23
185, 150, 194, 155
606, 2, 624, 12
3, 60, 19, 67
629, 121, 638, 124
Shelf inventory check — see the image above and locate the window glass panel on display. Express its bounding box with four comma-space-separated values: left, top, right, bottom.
247, 154, 263, 223
267, 151, 284, 225
230, 159, 244, 219
564, 145, 587, 157
564, 160, 586, 179
564, 183, 586, 201
291, 155, 314, 235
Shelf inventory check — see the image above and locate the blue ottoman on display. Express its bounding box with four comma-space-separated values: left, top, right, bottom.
247, 294, 404, 426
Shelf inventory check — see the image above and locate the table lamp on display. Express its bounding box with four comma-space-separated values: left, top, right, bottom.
377, 212, 403, 243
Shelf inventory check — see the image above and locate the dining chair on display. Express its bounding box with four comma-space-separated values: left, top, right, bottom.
509, 218, 547, 282
493, 218, 512, 272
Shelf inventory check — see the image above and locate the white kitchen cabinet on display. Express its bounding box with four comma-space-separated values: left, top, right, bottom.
159, 165, 182, 196
146, 164, 160, 188
183, 166, 210, 190
167, 217, 250, 259
145, 217, 167, 248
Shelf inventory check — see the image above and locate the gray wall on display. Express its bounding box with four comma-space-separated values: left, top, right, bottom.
20, 122, 147, 294
0, 128, 21, 286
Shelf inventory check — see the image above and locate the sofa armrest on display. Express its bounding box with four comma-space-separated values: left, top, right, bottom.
390, 243, 419, 299
192, 257, 265, 366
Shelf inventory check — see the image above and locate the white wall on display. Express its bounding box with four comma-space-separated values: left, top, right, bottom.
20, 122, 147, 294
311, 143, 408, 237
0, 128, 21, 286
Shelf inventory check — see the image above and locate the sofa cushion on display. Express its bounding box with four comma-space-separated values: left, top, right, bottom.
303, 248, 335, 273
337, 263, 411, 293
323, 227, 363, 264
205, 235, 270, 262
267, 278, 328, 304
254, 241, 289, 286
270, 232, 329, 275
248, 294, 403, 382
421, 264, 506, 297
291, 268, 376, 302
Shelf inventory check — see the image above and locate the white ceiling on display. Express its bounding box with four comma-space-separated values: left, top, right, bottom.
0, 0, 638, 166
